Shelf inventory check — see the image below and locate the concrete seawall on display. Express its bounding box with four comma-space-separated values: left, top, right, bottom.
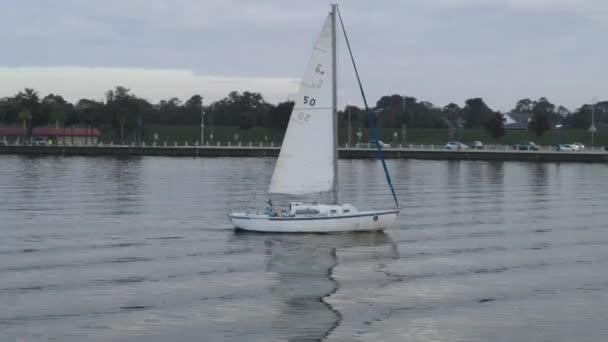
0, 145, 280, 158
2, 145, 608, 163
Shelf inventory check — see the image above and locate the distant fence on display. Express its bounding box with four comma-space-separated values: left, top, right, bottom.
3, 139, 605, 152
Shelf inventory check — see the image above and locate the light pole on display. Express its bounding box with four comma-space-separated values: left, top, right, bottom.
402, 93, 408, 145
555, 124, 563, 150
137, 113, 142, 147
347, 101, 352, 147
590, 98, 598, 150
200, 100, 205, 146
207, 104, 215, 145
457, 115, 464, 150
402, 93, 412, 127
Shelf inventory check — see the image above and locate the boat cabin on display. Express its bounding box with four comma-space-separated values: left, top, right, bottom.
288, 202, 358, 217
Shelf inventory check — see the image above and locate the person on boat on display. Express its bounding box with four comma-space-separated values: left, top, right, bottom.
264, 199, 275, 216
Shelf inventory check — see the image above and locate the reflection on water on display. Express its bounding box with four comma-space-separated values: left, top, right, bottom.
1, 156, 608, 341
230, 232, 398, 342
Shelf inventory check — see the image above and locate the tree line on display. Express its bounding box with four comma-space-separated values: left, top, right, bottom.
1, 87, 606, 142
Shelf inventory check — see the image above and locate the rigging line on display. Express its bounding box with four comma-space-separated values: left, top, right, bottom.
337, 7, 399, 209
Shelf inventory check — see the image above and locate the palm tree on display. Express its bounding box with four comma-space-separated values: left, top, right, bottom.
18, 109, 32, 128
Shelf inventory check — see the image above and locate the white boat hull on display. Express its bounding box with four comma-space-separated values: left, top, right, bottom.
228, 210, 399, 233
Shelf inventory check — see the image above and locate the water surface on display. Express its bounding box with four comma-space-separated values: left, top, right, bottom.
1, 156, 607, 341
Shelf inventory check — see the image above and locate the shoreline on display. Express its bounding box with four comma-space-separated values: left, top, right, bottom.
2, 145, 608, 163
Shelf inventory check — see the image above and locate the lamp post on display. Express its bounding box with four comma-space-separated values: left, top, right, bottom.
555, 124, 563, 150
401, 93, 408, 145
200, 100, 205, 146
347, 101, 352, 147
210, 104, 215, 144
590, 97, 598, 150
457, 115, 464, 151
137, 113, 142, 147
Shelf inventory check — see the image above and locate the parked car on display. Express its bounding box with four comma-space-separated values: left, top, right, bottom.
557, 144, 576, 151
446, 141, 469, 150
571, 142, 585, 151
471, 141, 484, 149
34, 137, 49, 146
512, 142, 539, 151
366, 140, 390, 148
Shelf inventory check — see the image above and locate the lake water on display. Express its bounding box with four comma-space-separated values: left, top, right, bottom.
1, 156, 607, 342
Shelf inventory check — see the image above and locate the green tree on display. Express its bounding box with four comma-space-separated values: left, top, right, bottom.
41, 94, 73, 125
442, 103, 461, 126
483, 112, 506, 140
556, 105, 570, 117
211, 91, 271, 128
105, 86, 140, 144
564, 105, 591, 129
513, 98, 534, 113
528, 112, 551, 136
0, 96, 20, 124
463, 98, 494, 128
15, 88, 41, 132
528, 97, 558, 136
442, 103, 462, 140
375, 95, 444, 129
18, 109, 32, 128
268, 101, 294, 130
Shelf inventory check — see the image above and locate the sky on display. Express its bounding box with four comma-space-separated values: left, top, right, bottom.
1, 0, 607, 111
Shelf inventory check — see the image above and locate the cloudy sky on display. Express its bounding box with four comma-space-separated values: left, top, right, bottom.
1, 0, 607, 110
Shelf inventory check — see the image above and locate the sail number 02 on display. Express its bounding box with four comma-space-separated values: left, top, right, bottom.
298, 112, 311, 122
303, 96, 316, 106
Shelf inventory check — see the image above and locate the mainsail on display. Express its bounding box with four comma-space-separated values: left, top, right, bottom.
268, 14, 335, 195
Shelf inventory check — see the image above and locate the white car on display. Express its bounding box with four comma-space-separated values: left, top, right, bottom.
446, 142, 469, 150
571, 142, 585, 151
471, 141, 484, 149
34, 137, 49, 146
557, 144, 576, 151
366, 140, 391, 148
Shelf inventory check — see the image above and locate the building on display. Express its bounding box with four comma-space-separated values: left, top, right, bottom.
34, 127, 101, 145
0, 126, 101, 145
0, 127, 26, 144
504, 112, 530, 130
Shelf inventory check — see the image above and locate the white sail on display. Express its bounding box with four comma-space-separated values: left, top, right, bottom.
268, 14, 335, 195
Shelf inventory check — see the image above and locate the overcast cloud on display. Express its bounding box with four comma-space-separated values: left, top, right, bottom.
1, 0, 607, 110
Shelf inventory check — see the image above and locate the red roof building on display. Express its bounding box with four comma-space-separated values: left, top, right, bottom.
33, 127, 100, 137
0, 126, 101, 145
0, 126, 26, 136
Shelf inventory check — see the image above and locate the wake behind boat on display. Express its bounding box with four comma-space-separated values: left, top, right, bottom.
229, 4, 399, 233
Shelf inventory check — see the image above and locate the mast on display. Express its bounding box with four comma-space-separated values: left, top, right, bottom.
331, 4, 338, 204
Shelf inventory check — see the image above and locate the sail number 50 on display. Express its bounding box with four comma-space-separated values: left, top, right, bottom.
303, 96, 316, 106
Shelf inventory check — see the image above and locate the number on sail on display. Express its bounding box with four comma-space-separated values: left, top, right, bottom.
315, 64, 325, 75
303, 96, 316, 106
297, 112, 311, 122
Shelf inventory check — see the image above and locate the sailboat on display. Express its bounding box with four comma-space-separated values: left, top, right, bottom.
228, 4, 399, 233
